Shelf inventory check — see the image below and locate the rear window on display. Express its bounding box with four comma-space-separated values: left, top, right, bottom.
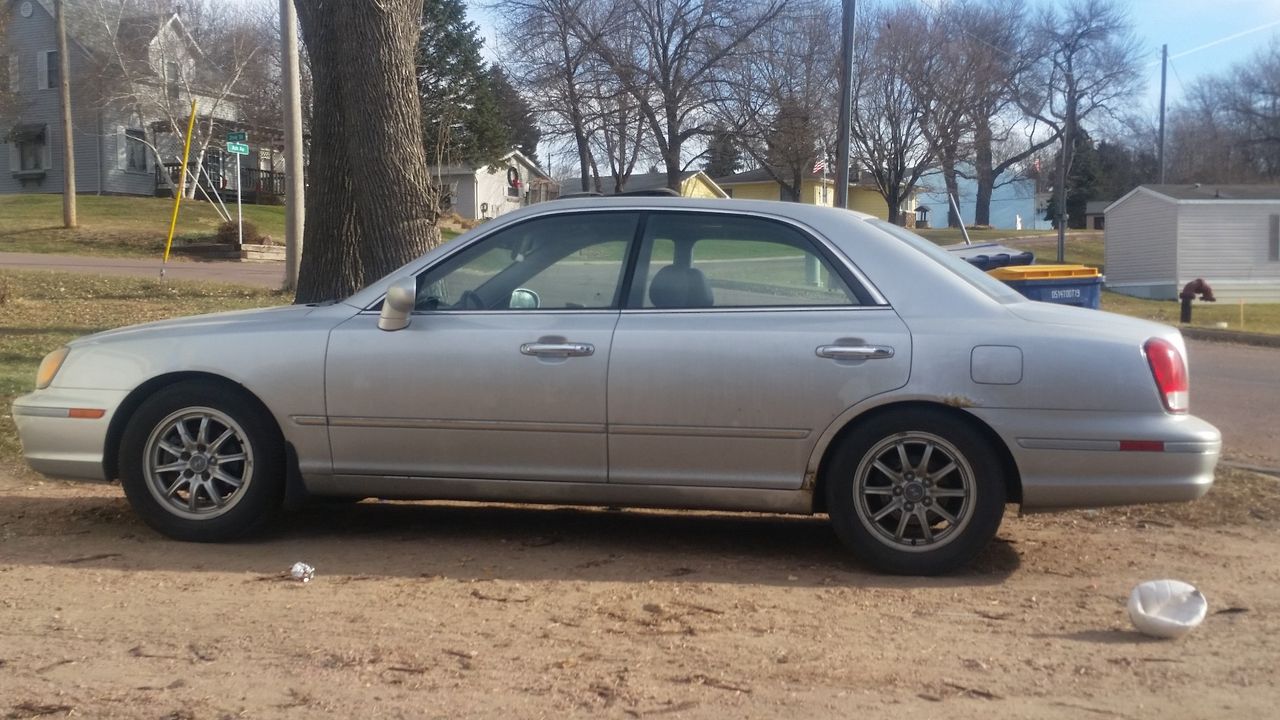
866, 220, 1024, 303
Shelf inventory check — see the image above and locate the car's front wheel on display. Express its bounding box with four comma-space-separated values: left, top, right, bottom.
119, 381, 285, 541
825, 407, 1006, 575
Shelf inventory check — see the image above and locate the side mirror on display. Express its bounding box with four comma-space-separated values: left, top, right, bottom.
378, 275, 416, 331
509, 287, 540, 309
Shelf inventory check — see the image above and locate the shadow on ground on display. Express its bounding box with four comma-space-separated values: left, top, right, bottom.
0, 492, 1021, 587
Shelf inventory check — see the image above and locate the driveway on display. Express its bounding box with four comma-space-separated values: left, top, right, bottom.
0, 251, 287, 289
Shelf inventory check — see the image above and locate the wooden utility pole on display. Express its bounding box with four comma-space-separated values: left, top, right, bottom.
834, 0, 856, 208
55, 0, 76, 228
281, 0, 305, 291
1158, 43, 1168, 184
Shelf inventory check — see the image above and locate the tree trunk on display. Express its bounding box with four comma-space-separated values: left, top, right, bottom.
293, 0, 440, 304
972, 117, 994, 226
940, 149, 960, 228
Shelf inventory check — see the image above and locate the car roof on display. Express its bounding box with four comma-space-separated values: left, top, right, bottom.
541, 195, 879, 223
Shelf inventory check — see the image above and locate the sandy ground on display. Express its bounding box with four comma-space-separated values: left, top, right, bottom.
1, 465, 1278, 720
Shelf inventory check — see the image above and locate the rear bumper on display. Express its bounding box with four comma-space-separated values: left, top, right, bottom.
11, 388, 128, 481
968, 409, 1221, 510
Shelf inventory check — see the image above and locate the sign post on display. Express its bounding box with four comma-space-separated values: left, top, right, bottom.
226, 135, 250, 247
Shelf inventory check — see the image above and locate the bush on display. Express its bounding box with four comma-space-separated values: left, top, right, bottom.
214, 220, 264, 245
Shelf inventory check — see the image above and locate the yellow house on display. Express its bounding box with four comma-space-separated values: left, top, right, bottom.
563, 170, 729, 198
714, 167, 917, 224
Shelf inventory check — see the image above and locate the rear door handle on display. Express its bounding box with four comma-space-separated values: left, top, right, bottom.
521, 342, 595, 358
816, 344, 894, 360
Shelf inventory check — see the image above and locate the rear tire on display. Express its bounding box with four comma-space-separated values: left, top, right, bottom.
119, 381, 285, 542
824, 408, 1006, 575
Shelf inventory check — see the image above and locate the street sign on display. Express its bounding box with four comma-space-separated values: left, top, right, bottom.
226, 131, 247, 142
226, 141, 250, 156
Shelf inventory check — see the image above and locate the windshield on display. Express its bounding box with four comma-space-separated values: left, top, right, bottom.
866, 220, 1025, 304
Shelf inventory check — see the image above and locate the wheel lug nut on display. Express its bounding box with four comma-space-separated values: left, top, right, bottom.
923, 498, 932, 506
904, 502, 914, 511
893, 487, 903, 496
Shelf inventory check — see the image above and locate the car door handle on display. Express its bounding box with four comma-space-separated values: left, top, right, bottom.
520, 342, 595, 358
816, 344, 895, 360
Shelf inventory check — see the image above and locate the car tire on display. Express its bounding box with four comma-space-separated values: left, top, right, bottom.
824, 407, 1006, 575
119, 381, 285, 542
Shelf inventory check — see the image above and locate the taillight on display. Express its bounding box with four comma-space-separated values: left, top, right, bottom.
1144, 338, 1189, 413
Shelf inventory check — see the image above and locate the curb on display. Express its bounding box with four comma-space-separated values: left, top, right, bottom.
1180, 326, 1280, 349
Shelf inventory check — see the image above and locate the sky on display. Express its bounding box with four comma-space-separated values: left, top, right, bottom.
466, 0, 1280, 114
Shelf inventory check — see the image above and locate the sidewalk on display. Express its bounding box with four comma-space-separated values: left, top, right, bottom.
0, 251, 285, 289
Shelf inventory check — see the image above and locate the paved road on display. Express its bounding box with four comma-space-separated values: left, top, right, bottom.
1186, 339, 1280, 471
0, 251, 286, 288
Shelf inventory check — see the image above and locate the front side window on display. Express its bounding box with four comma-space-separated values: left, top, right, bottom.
627, 212, 861, 309
415, 212, 640, 311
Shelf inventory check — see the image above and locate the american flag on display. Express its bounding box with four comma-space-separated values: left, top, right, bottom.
812, 159, 827, 174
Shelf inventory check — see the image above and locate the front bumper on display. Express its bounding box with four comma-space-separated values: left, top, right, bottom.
11, 388, 129, 481
968, 408, 1221, 510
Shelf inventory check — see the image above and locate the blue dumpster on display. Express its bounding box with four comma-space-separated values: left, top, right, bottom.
988, 265, 1104, 310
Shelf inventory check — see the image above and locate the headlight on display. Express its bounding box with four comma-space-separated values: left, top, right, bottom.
35, 347, 70, 389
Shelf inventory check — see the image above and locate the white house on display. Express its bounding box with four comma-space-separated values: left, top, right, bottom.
431, 150, 555, 221
1104, 184, 1280, 302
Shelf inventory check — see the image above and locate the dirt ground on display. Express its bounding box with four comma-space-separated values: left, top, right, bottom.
1, 465, 1278, 720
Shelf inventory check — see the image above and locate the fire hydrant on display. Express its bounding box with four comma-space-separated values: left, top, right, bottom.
1179, 278, 1216, 323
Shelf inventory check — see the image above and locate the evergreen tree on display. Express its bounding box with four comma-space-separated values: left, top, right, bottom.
488, 65, 541, 164
418, 0, 510, 165
704, 125, 742, 179
1044, 131, 1100, 229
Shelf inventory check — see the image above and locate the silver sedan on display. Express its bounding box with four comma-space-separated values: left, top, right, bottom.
11, 198, 1221, 574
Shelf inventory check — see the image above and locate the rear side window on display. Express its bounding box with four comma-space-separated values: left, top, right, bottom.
627, 213, 864, 309
867, 220, 1024, 303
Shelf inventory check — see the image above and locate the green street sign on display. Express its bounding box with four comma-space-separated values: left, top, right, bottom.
226, 131, 247, 142
226, 141, 250, 156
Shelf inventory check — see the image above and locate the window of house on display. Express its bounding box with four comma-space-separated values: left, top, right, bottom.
166, 61, 180, 99
126, 129, 147, 172
6, 54, 17, 93
43, 50, 58, 90
10, 124, 48, 172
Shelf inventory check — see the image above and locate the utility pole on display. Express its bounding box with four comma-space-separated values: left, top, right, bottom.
834, 0, 856, 209
280, 0, 305, 291
1158, 43, 1168, 184
55, 0, 76, 228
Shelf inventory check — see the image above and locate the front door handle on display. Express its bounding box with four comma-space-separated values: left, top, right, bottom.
816, 344, 894, 360
521, 342, 595, 358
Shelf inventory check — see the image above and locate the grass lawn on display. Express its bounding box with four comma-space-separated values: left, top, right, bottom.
1101, 291, 1280, 335
0, 194, 287, 258
0, 269, 288, 467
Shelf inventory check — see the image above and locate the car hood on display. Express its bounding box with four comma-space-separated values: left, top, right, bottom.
69, 304, 321, 347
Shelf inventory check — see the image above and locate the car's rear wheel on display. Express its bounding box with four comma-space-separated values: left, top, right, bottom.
119, 381, 284, 541
825, 407, 1006, 575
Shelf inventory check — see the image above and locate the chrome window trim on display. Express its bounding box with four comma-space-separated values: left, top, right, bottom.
363, 205, 890, 311
618, 305, 897, 315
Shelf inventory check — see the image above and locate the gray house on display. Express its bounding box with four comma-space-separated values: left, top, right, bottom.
1104, 184, 1280, 302
2, 0, 272, 200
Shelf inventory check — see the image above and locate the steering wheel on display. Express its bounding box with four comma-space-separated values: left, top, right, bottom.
457, 290, 486, 310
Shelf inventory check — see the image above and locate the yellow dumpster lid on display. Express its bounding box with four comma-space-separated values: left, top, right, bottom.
988, 264, 1101, 280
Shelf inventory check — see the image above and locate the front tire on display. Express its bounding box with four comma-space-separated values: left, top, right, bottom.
825, 408, 1006, 575
119, 381, 285, 542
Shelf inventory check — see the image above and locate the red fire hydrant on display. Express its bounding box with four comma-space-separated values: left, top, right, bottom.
1179, 278, 1216, 323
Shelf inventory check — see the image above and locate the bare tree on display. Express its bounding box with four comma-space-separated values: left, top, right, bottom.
497, 0, 601, 192
1017, 0, 1143, 230
849, 4, 935, 225
1167, 38, 1280, 183
292, 0, 441, 303
579, 0, 786, 191
715, 1, 837, 201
